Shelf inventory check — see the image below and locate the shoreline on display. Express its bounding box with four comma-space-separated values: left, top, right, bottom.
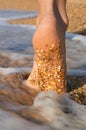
0, 0, 86, 35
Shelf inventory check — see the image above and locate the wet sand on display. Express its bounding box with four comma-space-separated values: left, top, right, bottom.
0, 0, 38, 11
0, 13, 86, 104
0, 72, 86, 106
0, 72, 86, 130
0, 1, 86, 129
0, 0, 85, 35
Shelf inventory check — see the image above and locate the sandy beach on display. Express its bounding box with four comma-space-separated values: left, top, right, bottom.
0, 0, 86, 35
0, 1, 86, 130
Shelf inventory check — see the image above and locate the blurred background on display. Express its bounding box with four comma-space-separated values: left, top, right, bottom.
0, 0, 86, 70
0, 0, 86, 35
0, 1, 86, 130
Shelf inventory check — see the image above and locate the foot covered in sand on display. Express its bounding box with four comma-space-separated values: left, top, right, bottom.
26, 0, 68, 94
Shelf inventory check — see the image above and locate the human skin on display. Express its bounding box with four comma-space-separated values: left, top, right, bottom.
25, 0, 69, 94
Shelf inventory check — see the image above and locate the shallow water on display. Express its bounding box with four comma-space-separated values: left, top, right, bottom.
0, 10, 37, 20
0, 20, 86, 69
0, 10, 86, 130
0, 10, 86, 70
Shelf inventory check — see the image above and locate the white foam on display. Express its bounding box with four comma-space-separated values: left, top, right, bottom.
0, 10, 86, 45
0, 10, 86, 71
0, 10, 38, 21
0, 67, 31, 75
0, 21, 85, 46
0, 20, 8, 25
66, 32, 86, 44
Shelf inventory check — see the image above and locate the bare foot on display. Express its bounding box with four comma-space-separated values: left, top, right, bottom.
25, 0, 68, 94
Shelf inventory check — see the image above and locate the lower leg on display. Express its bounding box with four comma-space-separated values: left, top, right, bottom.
26, 0, 68, 94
